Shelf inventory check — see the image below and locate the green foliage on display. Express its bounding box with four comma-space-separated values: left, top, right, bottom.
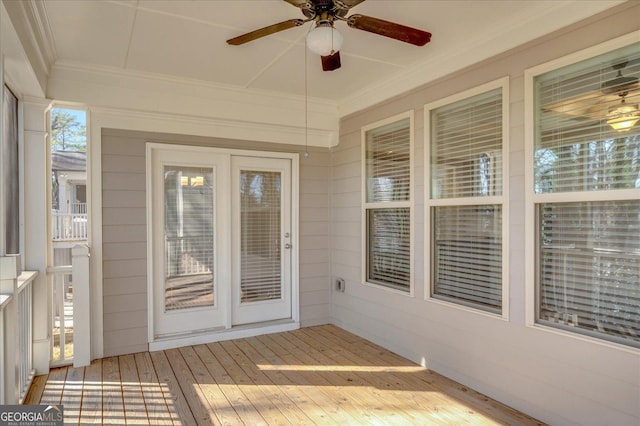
51, 110, 86, 151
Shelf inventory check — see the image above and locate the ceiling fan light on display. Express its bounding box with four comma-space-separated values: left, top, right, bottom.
606, 103, 640, 132
306, 24, 343, 56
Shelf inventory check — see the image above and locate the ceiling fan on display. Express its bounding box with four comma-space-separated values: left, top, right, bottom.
226, 0, 432, 71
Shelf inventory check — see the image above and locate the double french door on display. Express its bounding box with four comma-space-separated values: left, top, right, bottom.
148, 145, 293, 340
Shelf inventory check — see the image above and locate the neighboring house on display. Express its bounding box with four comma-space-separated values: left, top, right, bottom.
51, 151, 87, 263
0, 1, 638, 425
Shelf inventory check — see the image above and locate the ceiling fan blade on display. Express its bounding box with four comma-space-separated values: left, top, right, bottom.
227, 19, 305, 45
347, 14, 431, 46
321, 51, 341, 71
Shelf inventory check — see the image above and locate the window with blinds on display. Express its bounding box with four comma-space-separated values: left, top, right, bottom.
363, 115, 412, 292
427, 83, 505, 314
533, 41, 640, 348
432, 205, 502, 312
431, 88, 503, 199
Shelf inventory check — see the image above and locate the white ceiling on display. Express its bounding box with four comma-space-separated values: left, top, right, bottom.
40, 0, 623, 114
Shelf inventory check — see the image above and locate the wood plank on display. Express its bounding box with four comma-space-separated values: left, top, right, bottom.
134, 352, 173, 425
206, 341, 291, 425
319, 325, 546, 426
61, 366, 85, 424
149, 350, 197, 425
163, 348, 217, 425
241, 335, 371, 425
79, 360, 103, 424
23, 374, 47, 404
294, 327, 480, 425
259, 332, 412, 426
179, 345, 244, 425
102, 356, 125, 425
218, 339, 311, 425
119, 354, 149, 425
39, 367, 66, 406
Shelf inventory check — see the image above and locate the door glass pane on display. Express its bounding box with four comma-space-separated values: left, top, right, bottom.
240, 170, 282, 303
164, 166, 214, 311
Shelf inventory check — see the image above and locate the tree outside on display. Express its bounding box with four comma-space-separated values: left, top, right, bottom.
51, 108, 86, 151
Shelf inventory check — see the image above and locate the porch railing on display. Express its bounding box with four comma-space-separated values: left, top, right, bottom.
52, 211, 88, 241
47, 244, 91, 368
0, 270, 37, 404
48, 265, 74, 366
71, 202, 87, 214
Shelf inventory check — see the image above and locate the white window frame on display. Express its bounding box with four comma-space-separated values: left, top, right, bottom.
424, 77, 510, 318
524, 31, 640, 351
361, 111, 414, 296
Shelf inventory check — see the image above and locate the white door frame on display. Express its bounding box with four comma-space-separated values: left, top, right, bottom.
146, 143, 300, 351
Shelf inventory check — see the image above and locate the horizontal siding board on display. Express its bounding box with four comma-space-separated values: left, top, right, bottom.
102, 225, 147, 243
103, 242, 147, 261
102, 172, 146, 191
103, 259, 146, 279
103, 277, 147, 296
102, 190, 145, 208
101, 207, 146, 226
103, 310, 148, 332
103, 293, 147, 314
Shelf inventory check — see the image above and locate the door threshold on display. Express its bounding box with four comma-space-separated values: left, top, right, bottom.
149, 319, 299, 352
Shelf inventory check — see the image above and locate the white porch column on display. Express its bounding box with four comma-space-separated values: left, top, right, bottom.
72, 244, 90, 367
23, 97, 51, 375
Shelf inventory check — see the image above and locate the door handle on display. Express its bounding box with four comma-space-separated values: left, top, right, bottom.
284, 243, 292, 249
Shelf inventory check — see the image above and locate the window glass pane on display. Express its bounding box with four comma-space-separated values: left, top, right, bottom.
239, 170, 282, 303
431, 88, 503, 199
534, 42, 640, 194
538, 200, 640, 347
365, 118, 411, 202
432, 205, 502, 312
164, 166, 214, 311
367, 208, 410, 291
3, 85, 19, 254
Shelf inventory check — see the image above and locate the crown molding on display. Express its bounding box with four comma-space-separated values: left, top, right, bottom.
48, 61, 339, 147
338, 0, 627, 118
2, 0, 57, 94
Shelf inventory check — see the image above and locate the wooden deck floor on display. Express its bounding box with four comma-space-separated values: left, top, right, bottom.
25, 325, 545, 425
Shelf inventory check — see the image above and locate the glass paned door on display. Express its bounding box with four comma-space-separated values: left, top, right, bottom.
232, 156, 292, 325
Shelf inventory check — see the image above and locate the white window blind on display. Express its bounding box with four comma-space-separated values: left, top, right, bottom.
366, 118, 411, 202
367, 208, 411, 288
428, 85, 505, 314
431, 88, 503, 199
533, 42, 640, 347
538, 201, 640, 347
432, 205, 502, 313
535, 44, 640, 194
363, 115, 412, 292
164, 166, 215, 311
240, 170, 282, 303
